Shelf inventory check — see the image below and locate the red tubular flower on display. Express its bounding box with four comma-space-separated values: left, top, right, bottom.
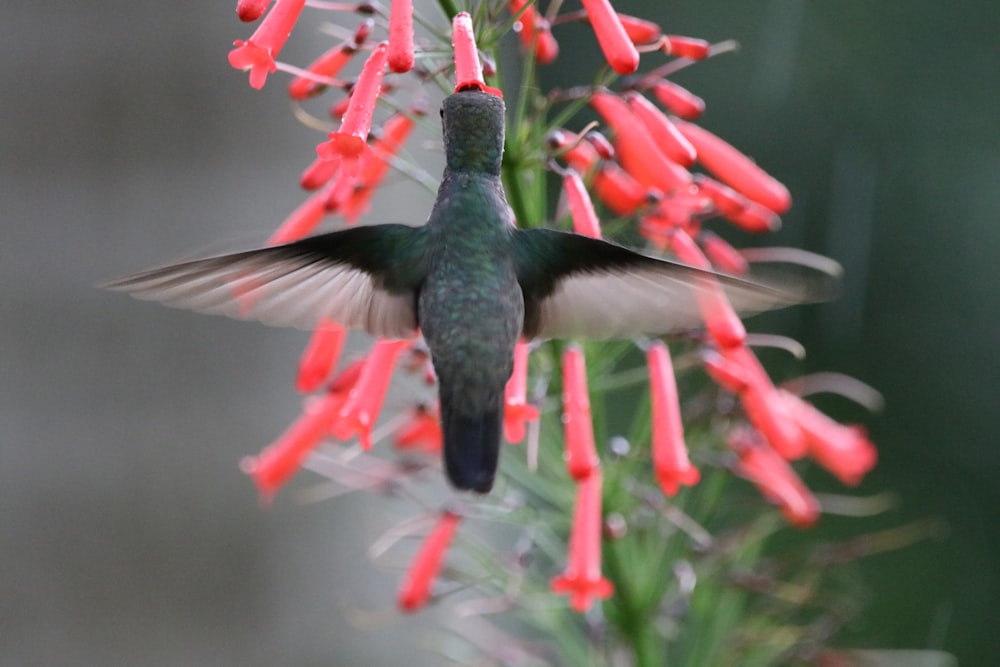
300, 154, 341, 190
388, 0, 414, 73
781, 391, 877, 486
562, 345, 599, 481
699, 231, 749, 275
394, 403, 443, 454
331, 338, 411, 450
652, 80, 705, 120
452, 12, 502, 96
594, 164, 654, 216
504, 340, 539, 444
626, 92, 697, 167
674, 118, 792, 215
551, 471, 614, 612
591, 91, 692, 195
241, 364, 361, 502
228, 0, 306, 90
316, 42, 389, 168
727, 199, 782, 233
338, 110, 418, 223
267, 188, 332, 244
288, 20, 371, 100
700, 348, 750, 393
670, 229, 747, 348
722, 345, 807, 459
663, 35, 711, 60
237, 0, 271, 22
397, 511, 462, 612
647, 342, 700, 496
563, 170, 603, 239
297, 318, 348, 393
616, 13, 661, 45
730, 430, 820, 528
509, 0, 559, 64
580, 0, 640, 74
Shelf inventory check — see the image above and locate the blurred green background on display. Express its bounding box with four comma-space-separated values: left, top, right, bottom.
2, 1, 997, 665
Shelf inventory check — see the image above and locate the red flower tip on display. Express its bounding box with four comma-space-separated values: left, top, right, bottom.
663, 35, 711, 60
626, 92, 697, 167
397, 511, 462, 612
674, 118, 792, 215
228, 0, 306, 89
242, 383, 355, 502
504, 341, 539, 444
331, 338, 411, 450
670, 229, 747, 348
562, 345, 600, 481
563, 170, 603, 239
336, 111, 416, 223
730, 430, 820, 528
316, 42, 389, 163
580, 0, 640, 74
296, 318, 348, 393
652, 80, 705, 120
237, 0, 271, 22
727, 199, 782, 233
394, 404, 443, 454
594, 164, 655, 216
591, 91, 692, 195
452, 13, 503, 96
699, 231, 749, 275
267, 189, 331, 245
586, 132, 615, 160
617, 13, 662, 45
700, 348, 750, 393
647, 342, 700, 497
299, 154, 340, 190
509, 0, 559, 64
781, 391, 877, 486
723, 345, 807, 459
388, 0, 414, 73
551, 471, 614, 612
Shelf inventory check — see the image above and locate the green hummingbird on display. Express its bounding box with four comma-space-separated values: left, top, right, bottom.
106, 90, 832, 494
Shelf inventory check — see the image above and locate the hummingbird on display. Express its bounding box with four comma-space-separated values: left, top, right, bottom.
105, 90, 833, 494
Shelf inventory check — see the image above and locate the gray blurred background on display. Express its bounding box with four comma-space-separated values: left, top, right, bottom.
2, 1, 998, 665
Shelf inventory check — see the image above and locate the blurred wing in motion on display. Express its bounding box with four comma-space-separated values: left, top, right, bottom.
513, 229, 840, 340
103, 224, 429, 339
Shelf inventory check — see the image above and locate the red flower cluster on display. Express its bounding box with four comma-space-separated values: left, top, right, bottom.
221, 0, 878, 616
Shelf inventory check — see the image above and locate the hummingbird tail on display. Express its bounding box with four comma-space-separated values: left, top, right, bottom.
442, 407, 502, 494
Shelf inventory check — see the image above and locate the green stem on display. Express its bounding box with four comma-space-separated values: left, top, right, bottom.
435, 0, 460, 21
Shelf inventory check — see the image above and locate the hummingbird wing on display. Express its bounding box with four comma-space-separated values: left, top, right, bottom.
103, 224, 429, 338
513, 229, 838, 340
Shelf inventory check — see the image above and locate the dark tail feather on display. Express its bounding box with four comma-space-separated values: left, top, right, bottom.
442, 407, 502, 494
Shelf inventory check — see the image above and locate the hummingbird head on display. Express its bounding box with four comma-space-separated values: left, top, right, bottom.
441, 91, 505, 176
